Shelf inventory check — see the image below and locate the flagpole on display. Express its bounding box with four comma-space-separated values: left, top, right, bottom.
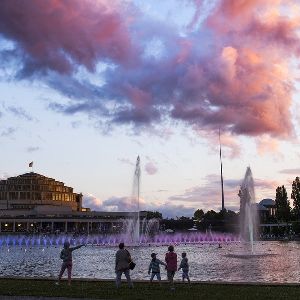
29, 162, 34, 173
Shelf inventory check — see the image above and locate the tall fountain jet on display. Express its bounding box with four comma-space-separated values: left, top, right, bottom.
239, 167, 257, 253
125, 156, 141, 245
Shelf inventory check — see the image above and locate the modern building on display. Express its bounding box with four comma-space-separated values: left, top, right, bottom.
257, 199, 293, 237
0, 172, 146, 233
257, 198, 276, 222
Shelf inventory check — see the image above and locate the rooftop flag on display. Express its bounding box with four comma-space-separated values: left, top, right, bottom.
29, 161, 33, 168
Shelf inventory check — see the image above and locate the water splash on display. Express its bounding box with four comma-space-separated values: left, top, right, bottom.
0, 232, 238, 247
125, 156, 141, 244
239, 167, 258, 253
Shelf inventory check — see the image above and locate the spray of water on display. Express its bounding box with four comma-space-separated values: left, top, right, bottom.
239, 167, 258, 253
125, 156, 141, 244
0, 232, 238, 247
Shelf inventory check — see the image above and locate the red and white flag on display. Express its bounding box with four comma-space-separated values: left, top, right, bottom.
29, 161, 33, 168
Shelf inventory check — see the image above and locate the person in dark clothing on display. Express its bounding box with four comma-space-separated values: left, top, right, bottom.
56, 241, 85, 286
178, 252, 190, 283
165, 245, 177, 290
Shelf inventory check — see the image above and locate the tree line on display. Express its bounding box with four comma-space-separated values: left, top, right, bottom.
145, 209, 239, 232
143, 176, 300, 232
275, 176, 300, 222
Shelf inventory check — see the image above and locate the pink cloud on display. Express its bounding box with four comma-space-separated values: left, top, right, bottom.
194, 129, 241, 158
144, 162, 158, 175
256, 135, 282, 156
82, 194, 194, 218
280, 169, 300, 175
0, 0, 299, 142
168, 173, 279, 211
83, 171, 280, 216
0, 0, 135, 76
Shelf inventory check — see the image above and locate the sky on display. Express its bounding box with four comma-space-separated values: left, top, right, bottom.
1, 0, 300, 218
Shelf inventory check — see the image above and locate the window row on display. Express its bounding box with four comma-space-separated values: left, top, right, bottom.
0, 185, 72, 193
0, 192, 77, 202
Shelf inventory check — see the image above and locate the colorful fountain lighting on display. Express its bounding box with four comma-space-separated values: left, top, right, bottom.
0, 231, 239, 247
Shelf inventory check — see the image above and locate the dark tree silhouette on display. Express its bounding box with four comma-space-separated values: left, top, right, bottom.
194, 209, 204, 220
291, 177, 300, 218
145, 211, 162, 219
275, 185, 291, 222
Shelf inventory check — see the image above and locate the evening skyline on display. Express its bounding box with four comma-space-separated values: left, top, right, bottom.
0, 0, 300, 217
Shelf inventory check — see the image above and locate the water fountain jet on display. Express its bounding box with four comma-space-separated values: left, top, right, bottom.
226, 167, 276, 258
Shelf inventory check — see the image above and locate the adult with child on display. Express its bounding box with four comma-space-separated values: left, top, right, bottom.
56, 241, 85, 286
178, 252, 190, 283
165, 245, 177, 290
148, 252, 166, 284
115, 242, 134, 288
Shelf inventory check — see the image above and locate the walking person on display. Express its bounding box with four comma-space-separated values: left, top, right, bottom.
115, 242, 133, 288
165, 245, 177, 290
56, 241, 85, 286
178, 252, 190, 283
148, 253, 166, 284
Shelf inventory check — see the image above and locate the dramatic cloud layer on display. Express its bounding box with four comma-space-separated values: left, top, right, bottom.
0, 0, 134, 76
169, 174, 279, 211
83, 194, 194, 218
0, 0, 299, 139
83, 172, 278, 216
280, 168, 300, 175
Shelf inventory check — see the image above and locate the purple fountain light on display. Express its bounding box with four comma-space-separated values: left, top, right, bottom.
0, 231, 238, 247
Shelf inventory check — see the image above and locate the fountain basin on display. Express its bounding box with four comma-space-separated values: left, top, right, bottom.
226, 253, 277, 259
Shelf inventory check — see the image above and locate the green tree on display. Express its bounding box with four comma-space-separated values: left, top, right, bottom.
291, 177, 300, 218
275, 185, 291, 222
145, 211, 162, 219
203, 210, 218, 221
194, 209, 204, 220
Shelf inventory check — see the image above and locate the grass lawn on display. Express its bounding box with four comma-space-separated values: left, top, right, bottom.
0, 279, 300, 300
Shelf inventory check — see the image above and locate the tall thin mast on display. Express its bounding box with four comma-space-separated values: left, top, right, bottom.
135, 156, 140, 243
219, 129, 225, 211
137, 156, 140, 215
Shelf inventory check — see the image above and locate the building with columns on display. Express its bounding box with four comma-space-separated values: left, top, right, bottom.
0, 172, 145, 234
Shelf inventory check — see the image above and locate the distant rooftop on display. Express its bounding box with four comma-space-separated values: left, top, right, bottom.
259, 199, 275, 207
256, 203, 268, 211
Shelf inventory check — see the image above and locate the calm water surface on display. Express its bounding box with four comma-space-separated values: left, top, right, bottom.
0, 241, 299, 283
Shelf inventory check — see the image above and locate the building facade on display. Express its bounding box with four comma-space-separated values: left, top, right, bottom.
0, 172, 83, 213
0, 172, 146, 234
257, 198, 276, 222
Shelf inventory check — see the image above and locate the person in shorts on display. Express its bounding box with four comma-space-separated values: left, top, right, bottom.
148, 253, 166, 284
178, 252, 190, 283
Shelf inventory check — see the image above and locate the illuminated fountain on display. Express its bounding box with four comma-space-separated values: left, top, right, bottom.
124, 156, 141, 244
239, 166, 257, 253
0, 156, 239, 248
227, 167, 274, 258
0, 231, 238, 248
